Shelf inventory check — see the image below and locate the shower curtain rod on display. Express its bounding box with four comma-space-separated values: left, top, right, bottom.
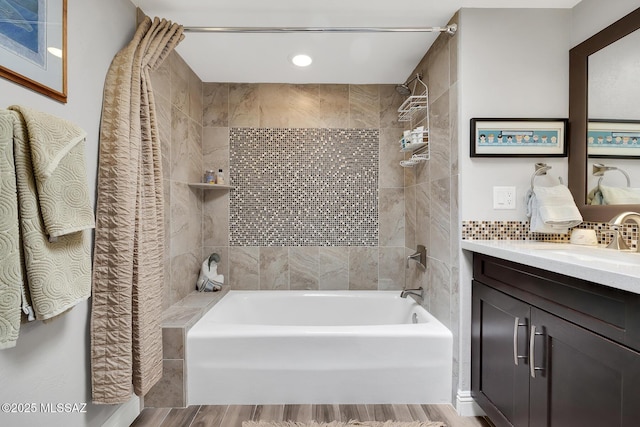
183, 24, 457, 34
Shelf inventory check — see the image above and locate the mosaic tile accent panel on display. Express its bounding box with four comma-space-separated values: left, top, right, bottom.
461, 220, 638, 249
230, 128, 379, 246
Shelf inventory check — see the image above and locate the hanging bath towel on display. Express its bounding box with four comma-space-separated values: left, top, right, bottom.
9, 105, 95, 239
0, 111, 23, 349
11, 109, 93, 321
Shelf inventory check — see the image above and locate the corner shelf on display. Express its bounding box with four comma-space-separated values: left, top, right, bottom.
188, 183, 234, 190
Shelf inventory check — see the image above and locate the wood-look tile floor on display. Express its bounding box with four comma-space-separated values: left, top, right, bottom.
131, 404, 494, 427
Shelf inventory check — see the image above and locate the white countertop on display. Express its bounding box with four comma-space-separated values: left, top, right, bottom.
461, 240, 640, 294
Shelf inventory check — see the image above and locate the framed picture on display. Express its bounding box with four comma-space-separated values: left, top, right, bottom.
587, 119, 640, 159
0, 0, 67, 103
470, 118, 568, 157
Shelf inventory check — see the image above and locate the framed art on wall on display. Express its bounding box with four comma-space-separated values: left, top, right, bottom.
0, 0, 67, 103
587, 119, 640, 159
470, 118, 568, 157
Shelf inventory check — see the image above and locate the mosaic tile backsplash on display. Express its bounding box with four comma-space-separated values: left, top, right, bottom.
461, 220, 638, 249
230, 128, 379, 246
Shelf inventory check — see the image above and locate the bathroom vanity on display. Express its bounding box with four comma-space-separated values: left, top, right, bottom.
463, 241, 640, 427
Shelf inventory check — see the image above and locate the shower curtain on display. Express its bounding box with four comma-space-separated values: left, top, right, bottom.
91, 16, 183, 404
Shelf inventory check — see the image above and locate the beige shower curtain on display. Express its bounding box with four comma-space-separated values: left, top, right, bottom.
91, 16, 183, 404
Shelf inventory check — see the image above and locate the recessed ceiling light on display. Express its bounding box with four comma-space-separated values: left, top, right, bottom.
291, 54, 312, 67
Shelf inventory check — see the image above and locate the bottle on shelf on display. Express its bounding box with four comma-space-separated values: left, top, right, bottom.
204, 169, 215, 184
216, 169, 225, 185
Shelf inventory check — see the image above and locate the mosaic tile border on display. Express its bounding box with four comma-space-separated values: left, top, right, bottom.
461, 220, 638, 249
229, 128, 379, 246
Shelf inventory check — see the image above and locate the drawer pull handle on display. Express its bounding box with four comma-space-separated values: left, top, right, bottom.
529, 325, 545, 378
513, 317, 528, 366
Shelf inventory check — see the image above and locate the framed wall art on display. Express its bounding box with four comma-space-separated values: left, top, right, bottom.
0, 0, 67, 103
587, 119, 640, 159
470, 118, 568, 157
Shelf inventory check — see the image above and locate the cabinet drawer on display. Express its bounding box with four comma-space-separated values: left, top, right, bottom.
473, 253, 640, 352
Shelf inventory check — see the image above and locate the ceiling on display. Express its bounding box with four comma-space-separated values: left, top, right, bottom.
133, 0, 581, 84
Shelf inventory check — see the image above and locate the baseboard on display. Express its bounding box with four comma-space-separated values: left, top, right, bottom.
101, 395, 140, 427
455, 390, 485, 417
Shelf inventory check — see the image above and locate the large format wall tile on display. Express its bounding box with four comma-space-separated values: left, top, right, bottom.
430, 177, 451, 265
170, 182, 201, 258
258, 84, 290, 128
260, 247, 289, 290
349, 85, 380, 129
379, 85, 404, 129
229, 83, 260, 127
202, 127, 230, 179
318, 247, 349, 290
348, 247, 378, 290
170, 53, 190, 114
203, 190, 230, 247
379, 128, 404, 188
229, 246, 260, 290
289, 246, 320, 290
289, 84, 320, 128
378, 247, 405, 290
203, 83, 229, 127
379, 188, 405, 247
319, 85, 349, 128
428, 91, 450, 183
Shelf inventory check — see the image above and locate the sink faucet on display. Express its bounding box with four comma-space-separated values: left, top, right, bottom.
400, 287, 424, 302
608, 211, 640, 252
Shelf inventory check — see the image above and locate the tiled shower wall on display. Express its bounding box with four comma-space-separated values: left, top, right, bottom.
403, 13, 460, 400
151, 51, 204, 309
202, 83, 409, 291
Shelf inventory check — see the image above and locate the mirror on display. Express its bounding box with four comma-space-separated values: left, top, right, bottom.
568, 7, 640, 221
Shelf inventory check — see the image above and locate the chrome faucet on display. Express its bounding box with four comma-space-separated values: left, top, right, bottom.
607, 211, 640, 252
400, 287, 424, 302
407, 244, 427, 268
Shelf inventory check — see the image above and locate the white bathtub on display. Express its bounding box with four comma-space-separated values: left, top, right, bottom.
186, 290, 452, 405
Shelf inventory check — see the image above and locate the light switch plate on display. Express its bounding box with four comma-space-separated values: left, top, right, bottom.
493, 186, 516, 210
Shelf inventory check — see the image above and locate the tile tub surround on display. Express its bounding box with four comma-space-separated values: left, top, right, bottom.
202, 82, 409, 292
402, 13, 459, 405
151, 51, 204, 309
144, 289, 229, 408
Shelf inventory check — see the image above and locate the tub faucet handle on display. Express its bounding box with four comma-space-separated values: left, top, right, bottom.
406, 244, 427, 268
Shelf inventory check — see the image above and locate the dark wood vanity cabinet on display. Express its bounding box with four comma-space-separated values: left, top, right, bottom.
471, 254, 640, 427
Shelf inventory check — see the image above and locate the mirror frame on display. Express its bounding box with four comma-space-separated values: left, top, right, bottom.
568, 6, 640, 221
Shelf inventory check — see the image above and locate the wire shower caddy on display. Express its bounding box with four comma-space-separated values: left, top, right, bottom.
398, 74, 430, 167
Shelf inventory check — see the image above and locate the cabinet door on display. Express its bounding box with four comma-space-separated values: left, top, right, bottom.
472, 281, 531, 427
529, 308, 640, 427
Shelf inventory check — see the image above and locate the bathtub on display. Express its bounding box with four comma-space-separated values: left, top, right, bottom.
186, 290, 452, 405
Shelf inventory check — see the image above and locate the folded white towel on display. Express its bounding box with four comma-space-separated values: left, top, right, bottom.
526, 189, 558, 233
599, 184, 640, 205
526, 185, 582, 233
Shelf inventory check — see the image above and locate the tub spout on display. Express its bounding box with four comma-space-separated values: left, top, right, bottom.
400, 287, 424, 302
